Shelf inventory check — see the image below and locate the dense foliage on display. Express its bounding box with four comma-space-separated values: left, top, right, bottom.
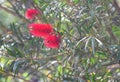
0, 0, 120, 82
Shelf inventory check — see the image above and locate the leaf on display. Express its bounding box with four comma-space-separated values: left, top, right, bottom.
5, 47, 16, 57
75, 36, 88, 48
73, 0, 79, 4
95, 38, 104, 48
34, 0, 39, 4
90, 58, 98, 65
85, 36, 91, 52
91, 37, 95, 54
13, 47, 24, 58
112, 26, 120, 38
10, 23, 24, 44
87, 0, 93, 4
12, 60, 25, 74
95, 51, 107, 59
57, 65, 63, 75
5, 47, 24, 58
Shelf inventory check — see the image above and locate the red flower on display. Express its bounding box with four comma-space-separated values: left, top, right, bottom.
25, 8, 39, 19
29, 23, 54, 38
44, 34, 61, 49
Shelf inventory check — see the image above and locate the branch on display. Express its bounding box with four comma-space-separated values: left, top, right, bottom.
0, 70, 30, 82
0, 4, 29, 23
113, 0, 120, 13
17, 53, 64, 61
106, 26, 118, 44
107, 64, 120, 71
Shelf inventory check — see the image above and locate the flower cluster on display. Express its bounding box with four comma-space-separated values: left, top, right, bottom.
25, 8, 39, 19
25, 8, 61, 49
29, 23, 54, 38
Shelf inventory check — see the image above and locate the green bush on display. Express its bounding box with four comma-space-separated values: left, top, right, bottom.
0, 0, 120, 82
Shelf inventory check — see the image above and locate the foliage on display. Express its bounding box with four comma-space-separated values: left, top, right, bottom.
0, 0, 120, 82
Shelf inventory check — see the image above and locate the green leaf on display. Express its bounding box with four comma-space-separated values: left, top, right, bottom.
112, 26, 120, 38
12, 61, 25, 74
57, 65, 63, 75
87, 0, 93, 4
5, 47, 16, 57
34, 0, 39, 4
91, 37, 95, 54
90, 58, 98, 65
13, 47, 24, 58
73, 0, 79, 4
95, 51, 107, 59
5, 47, 24, 58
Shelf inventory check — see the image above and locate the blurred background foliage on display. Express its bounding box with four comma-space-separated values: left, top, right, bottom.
0, 0, 120, 82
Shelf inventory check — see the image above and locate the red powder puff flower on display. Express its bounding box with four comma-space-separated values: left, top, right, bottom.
25, 8, 39, 19
44, 34, 61, 49
29, 23, 54, 38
